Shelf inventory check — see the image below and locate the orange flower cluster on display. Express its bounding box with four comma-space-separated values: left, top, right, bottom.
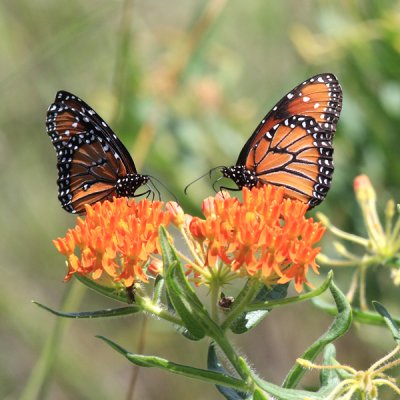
53, 198, 172, 287
188, 186, 325, 292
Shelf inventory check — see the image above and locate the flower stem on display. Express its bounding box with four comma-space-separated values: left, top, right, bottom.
346, 268, 360, 304
180, 225, 205, 267
359, 263, 368, 311
369, 345, 400, 372
212, 332, 252, 381
317, 212, 369, 247
209, 281, 221, 323
137, 296, 183, 326
220, 278, 262, 332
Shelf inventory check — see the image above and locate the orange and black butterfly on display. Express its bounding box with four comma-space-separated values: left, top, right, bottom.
220, 73, 343, 208
46, 91, 151, 214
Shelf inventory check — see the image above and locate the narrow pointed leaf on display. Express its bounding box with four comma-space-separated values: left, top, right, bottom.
165, 262, 206, 340
159, 225, 177, 271
252, 375, 323, 400
160, 226, 222, 339
252, 389, 270, 400
282, 281, 352, 389
159, 227, 206, 339
207, 343, 249, 399
230, 283, 288, 334
152, 274, 165, 303
373, 301, 400, 343
75, 274, 131, 303
159, 225, 208, 313
98, 336, 248, 391
248, 271, 333, 312
33, 301, 140, 318
313, 297, 400, 326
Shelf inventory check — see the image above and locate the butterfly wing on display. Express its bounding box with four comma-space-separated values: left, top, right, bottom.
46, 91, 140, 214
230, 73, 342, 207
237, 73, 342, 167
249, 115, 334, 207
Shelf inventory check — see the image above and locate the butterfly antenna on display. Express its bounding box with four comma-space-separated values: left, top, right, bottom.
148, 175, 177, 202
184, 166, 226, 195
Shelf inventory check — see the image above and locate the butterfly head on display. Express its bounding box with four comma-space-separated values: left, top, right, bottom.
221, 165, 258, 190
116, 174, 151, 198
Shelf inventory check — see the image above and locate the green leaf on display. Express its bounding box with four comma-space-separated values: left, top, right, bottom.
207, 343, 249, 399
252, 389, 270, 400
169, 258, 226, 339
252, 375, 323, 400
313, 297, 400, 327
248, 271, 333, 312
282, 281, 352, 389
98, 336, 249, 392
152, 274, 164, 303
166, 262, 206, 339
75, 275, 131, 303
319, 344, 339, 387
373, 301, 400, 343
33, 301, 140, 318
159, 225, 179, 271
159, 226, 211, 339
229, 272, 333, 335
230, 283, 288, 334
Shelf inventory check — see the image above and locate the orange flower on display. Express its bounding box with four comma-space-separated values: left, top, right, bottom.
166, 201, 185, 227
53, 197, 172, 287
187, 186, 325, 292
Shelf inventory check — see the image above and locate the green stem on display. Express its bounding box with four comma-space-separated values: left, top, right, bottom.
209, 281, 221, 323
136, 296, 183, 326
220, 278, 262, 332
346, 268, 360, 304
100, 335, 250, 391
212, 333, 252, 382
246, 271, 333, 312
359, 263, 368, 311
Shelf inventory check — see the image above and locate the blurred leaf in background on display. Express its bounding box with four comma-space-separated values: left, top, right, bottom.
1, 0, 400, 399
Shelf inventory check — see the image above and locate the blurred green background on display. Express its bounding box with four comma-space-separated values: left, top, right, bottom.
2, 0, 400, 399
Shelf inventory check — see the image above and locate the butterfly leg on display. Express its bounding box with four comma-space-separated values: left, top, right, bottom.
133, 189, 153, 200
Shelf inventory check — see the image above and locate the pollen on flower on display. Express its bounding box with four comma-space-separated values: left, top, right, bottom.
53, 197, 172, 287
186, 185, 325, 292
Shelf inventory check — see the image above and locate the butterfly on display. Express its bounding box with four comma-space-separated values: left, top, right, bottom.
220, 73, 343, 208
46, 91, 151, 214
